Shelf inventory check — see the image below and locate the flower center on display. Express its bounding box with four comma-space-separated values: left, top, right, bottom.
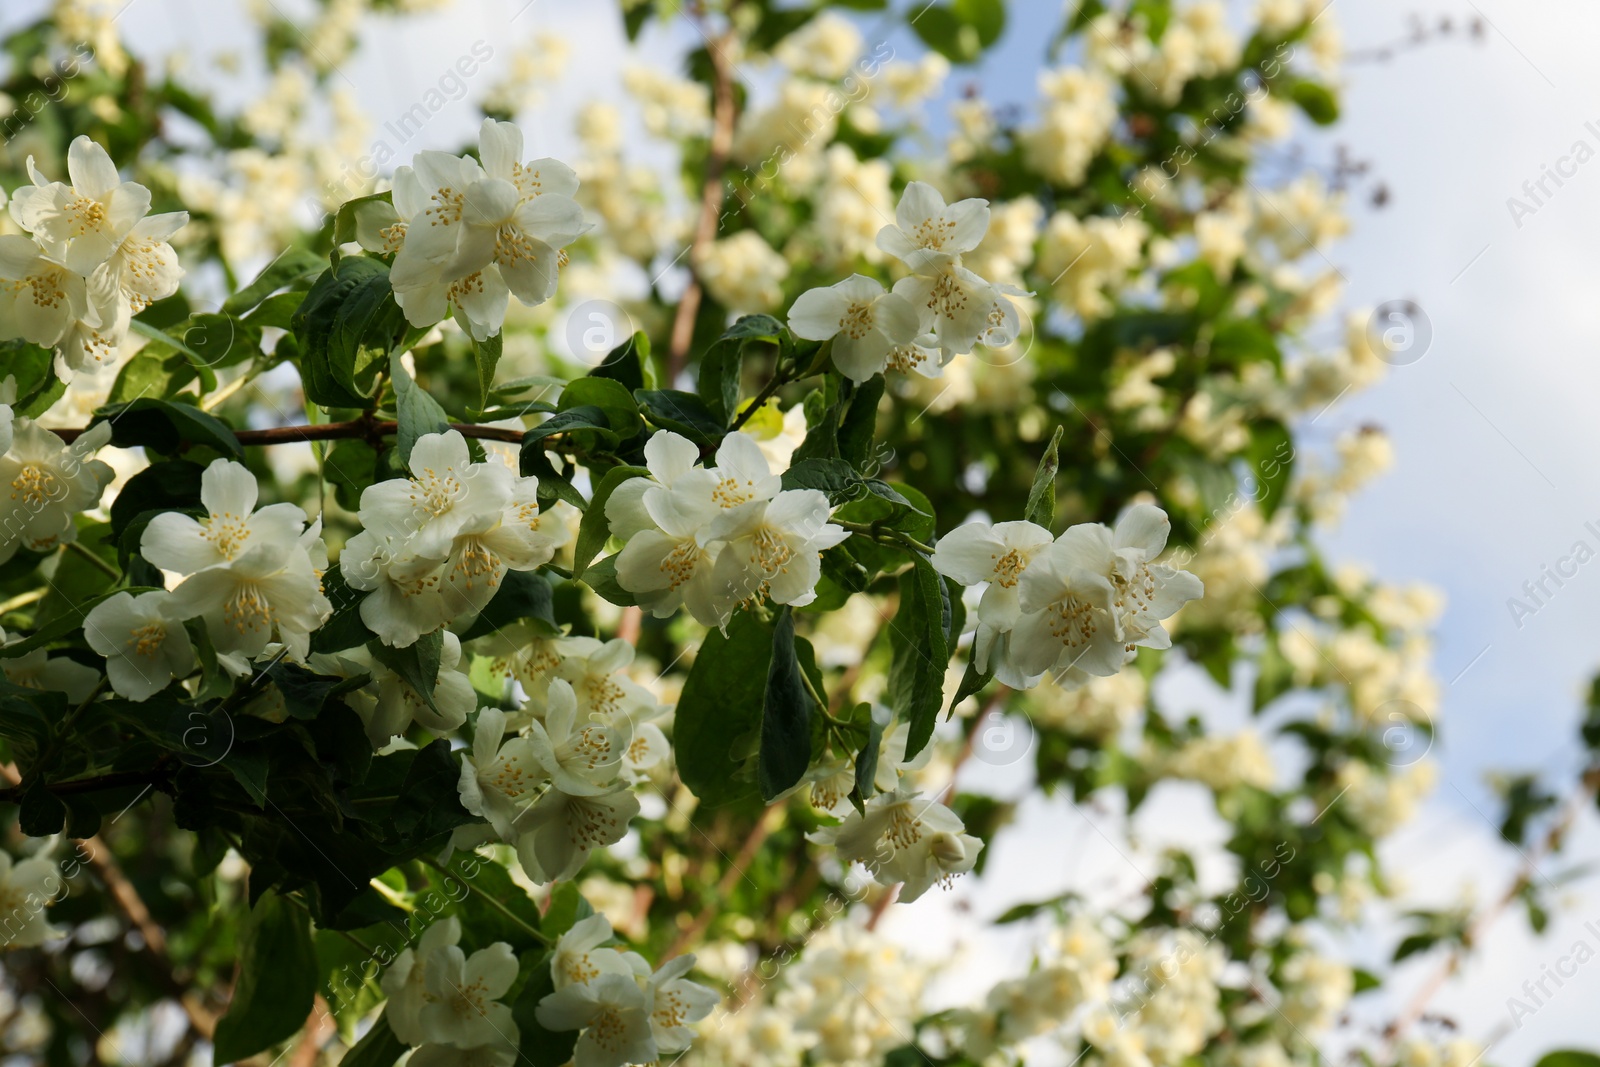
566, 796, 624, 848
493, 223, 540, 268
424, 185, 465, 227
838, 301, 874, 340
130, 622, 166, 659
410, 467, 464, 518
991, 549, 1027, 588
561, 952, 599, 985
910, 214, 957, 250
587, 1005, 629, 1052
67, 195, 107, 236
1047, 597, 1098, 649
202, 512, 250, 560
10, 464, 61, 509
657, 539, 700, 591
711, 476, 755, 509
223, 584, 275, 636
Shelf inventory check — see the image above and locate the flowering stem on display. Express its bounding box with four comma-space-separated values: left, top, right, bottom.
666, 24, 739, 381
51, 417, 529, 447
67, 540, 121, 580
834, 520, 935, 556
421, 855, 552, 946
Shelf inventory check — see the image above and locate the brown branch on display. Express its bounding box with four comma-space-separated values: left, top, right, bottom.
50, 418, 528, 447
0, 766, 167, 805
665, 804, 783, 958
1384, 766, 1600, 1040
666, 27, 738, 382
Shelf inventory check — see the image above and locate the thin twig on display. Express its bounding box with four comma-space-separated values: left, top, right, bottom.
666, 25, 738, 381
51, 418, 528, 447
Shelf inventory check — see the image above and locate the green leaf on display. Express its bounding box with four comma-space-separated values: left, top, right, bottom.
330, 191, 393, 250
519, 405, 618, 455
573, 465, 649, 579
367, 628, 444, 714
852, 703, 887, 804
633, 389, 723, 447
469, 331, 503, 410
674, 610, 771, 808
759, 607, 813, 801
390, 738, 472, 842
1533, 1053, 1600, 1067
700, 314, 783, 424
391, 353, 451, 466
93, 398, 244, 460
781, 457, 861, 501
954, 0, 1006, 45
224, 247, 326, 315
579, 555, 638, 608
292, 256, 405, 408
311, 567, 376, 654
337, 1009, 408, 1067
211, 891, 318, 1063
1245, 420, 1294, 520
1024, 426, 1064, 529
590, 331, 651, 393
1, 339, 64, 417
888, 558, 952, 760
560, 377, 643, 439
456, 570, 558, 642
1287, 79, 1339, 125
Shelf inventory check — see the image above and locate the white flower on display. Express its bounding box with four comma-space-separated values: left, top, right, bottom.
619, 712, 670, 784
458, 706, 546, 839
165, 540, 332, 662
1009, 523, 1125, 681
892, 262, 1010, 359
526, 679, 628, 797
788, 274, 921, 382
340, 527, 451, 648
356, 430, 508, 560
353, 166, 426, 255
312, 632, 476, 745
141, 459, 309, 575
344, 430, 555, 647
931, 519, 1054, 631
391, 119, 585, 338
0, 419, 112, 564
550, 913, 632, 990
1104, 504, 1204, 649
608, 434, 729, 626
0, 849, 64, 948
0, 236, 91, 349
440, 473, 564, 619
419, 941, 521, 1049
83, 590, 195, 702
96, 210, 187, 314
647, 956, 718, 1054
535, 972, 657, 1067
140, 460, 330, 662
556, 638, 659, 723
2, 646, 100, 703
821, 786, 982, 902
10, 136, 152, 274
705, 490, 849, 613
512, 783, 639, 884
380, 917, 461, 1045
876, 181, 990, 274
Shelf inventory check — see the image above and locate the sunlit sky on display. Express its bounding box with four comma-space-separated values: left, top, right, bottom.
31, 0, 1600, 1063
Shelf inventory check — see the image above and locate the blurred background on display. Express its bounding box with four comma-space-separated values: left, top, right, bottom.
10, 0, 1600, 1062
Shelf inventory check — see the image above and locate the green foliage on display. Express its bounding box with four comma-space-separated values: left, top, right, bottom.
211, 891, 318, 1063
